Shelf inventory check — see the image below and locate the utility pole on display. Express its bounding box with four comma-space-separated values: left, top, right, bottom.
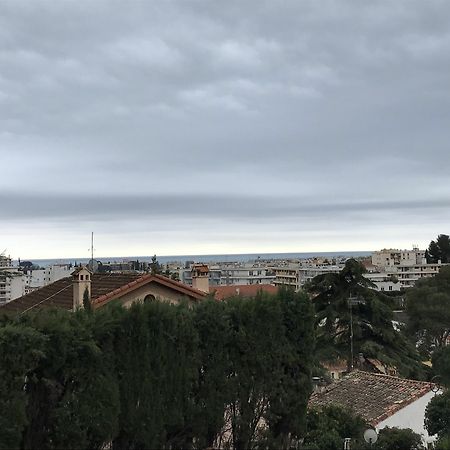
348, 293, 366, 371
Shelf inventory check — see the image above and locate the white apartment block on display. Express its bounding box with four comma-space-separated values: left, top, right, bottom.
0, 254, 27, 304
272, 247, 444, 293
0, 254, 73, 304
180, 262, 276, 287
274, 263, 344, 291
28, 264, 73, 290
370, 247, 444, 289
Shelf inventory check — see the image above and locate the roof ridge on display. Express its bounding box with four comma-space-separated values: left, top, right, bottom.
354, 370, 432, 386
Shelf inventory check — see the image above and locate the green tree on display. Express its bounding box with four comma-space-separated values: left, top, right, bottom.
432, 346, 450, 388
375, 427, 424, 450
406, 266, 450, 355
225, 295, 288, 450
425, 392, 450, 442
82, 286, 92, 312
21, 309, 119, 450
150, 254, 162, 275
192, 299, 230, 449
306, 259, 423, 377
434, 435, 450, 450
112, 301, 199, 449
427, 234, 450, 263
302, 405, 367, 450
0, 290, 316, 449
0, 324, 45, 450
266, 287, 315, 449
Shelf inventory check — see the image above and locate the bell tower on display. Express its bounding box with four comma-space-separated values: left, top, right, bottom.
72, 266, 92, 310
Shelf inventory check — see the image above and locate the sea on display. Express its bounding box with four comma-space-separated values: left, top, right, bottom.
28, 251, 371, 268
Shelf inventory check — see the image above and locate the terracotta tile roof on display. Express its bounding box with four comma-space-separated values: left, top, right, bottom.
309, 370, 434, 426
212, 284, 278, 301
1, 273, 206, 314
192, 264, 209, 274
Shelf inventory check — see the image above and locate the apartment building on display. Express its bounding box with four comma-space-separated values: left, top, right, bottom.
180, 262, 276, 287
371, 247, 443, 289
0, 254, 28, 304
0, 254, 74, 304
273, 263, 344, 291
28, 264, 73, 291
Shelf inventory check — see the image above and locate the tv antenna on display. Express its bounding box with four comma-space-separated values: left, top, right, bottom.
88, 232, 95, 271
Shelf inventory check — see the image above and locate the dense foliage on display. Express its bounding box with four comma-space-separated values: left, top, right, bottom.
425, 392, 450, 445
375, 427, 424, 450
432, 346, 450, 388
406, 266, 450, 355
0, 288, 315, 450
425, 346, 450, 450
426, 234, 450, 264
305, 259, 424, 378
303, 405, 367, 450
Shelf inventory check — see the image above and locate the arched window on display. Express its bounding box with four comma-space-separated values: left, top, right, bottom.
144, 294, 156, 303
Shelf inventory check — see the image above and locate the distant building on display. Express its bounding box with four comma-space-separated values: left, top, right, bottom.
28, 264, 73, 291
309, 370, 439, 446
272, 247, 446, 292
1, 255, 74, 304
273, 262, 344, 291
181, 262, 275, 287
370, 247, 445, 289
0, 254, 28, 304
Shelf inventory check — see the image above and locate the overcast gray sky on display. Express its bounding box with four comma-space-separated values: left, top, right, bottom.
1, 0, 450, 259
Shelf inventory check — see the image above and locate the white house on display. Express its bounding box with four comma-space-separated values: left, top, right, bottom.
309, 370, 439, 446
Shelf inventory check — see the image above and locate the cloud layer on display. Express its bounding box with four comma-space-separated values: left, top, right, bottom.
1, 0, 450, 258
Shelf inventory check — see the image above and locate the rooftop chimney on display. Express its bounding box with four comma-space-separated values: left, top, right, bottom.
72, 266, 92, 310
191, 264, 210, 293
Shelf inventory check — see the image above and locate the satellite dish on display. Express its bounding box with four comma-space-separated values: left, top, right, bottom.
364, 429, 378, 444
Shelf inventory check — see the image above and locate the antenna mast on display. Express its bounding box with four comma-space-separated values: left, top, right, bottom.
91, 232, 94, 271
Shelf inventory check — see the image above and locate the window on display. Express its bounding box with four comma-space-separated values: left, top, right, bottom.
144, 294, 156, 303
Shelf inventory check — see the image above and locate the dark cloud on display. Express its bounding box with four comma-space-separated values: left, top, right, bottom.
2, 192, 449, 222
1, 0, 450, 257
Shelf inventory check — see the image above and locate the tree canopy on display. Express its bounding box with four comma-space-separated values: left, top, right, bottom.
0, 288, 315, 450
303, 405, 367, 450
425, 392, 450, 444
305, 259, 424, 378
375, 427, 424, 450
406, 266, 450, 355
432, 346, 450, 388
426, 234, 450, 264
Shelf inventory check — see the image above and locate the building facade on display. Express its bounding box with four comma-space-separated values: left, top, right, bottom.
370, 247, 444, 289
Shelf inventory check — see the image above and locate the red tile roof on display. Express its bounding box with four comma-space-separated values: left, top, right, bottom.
309, 370, 434, 426
212, 284, 278, 301
1, 273, 206, 314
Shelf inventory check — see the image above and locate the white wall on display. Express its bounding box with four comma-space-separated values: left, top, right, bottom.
376, 391, 439, 445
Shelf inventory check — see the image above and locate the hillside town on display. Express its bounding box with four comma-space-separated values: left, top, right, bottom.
1, 235, 450, 448
2, 1, 450, 448
1, 245, 446, 305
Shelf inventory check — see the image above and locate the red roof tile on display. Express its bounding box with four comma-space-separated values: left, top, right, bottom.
1, 273, 206, 314
309, 370, 434, 426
